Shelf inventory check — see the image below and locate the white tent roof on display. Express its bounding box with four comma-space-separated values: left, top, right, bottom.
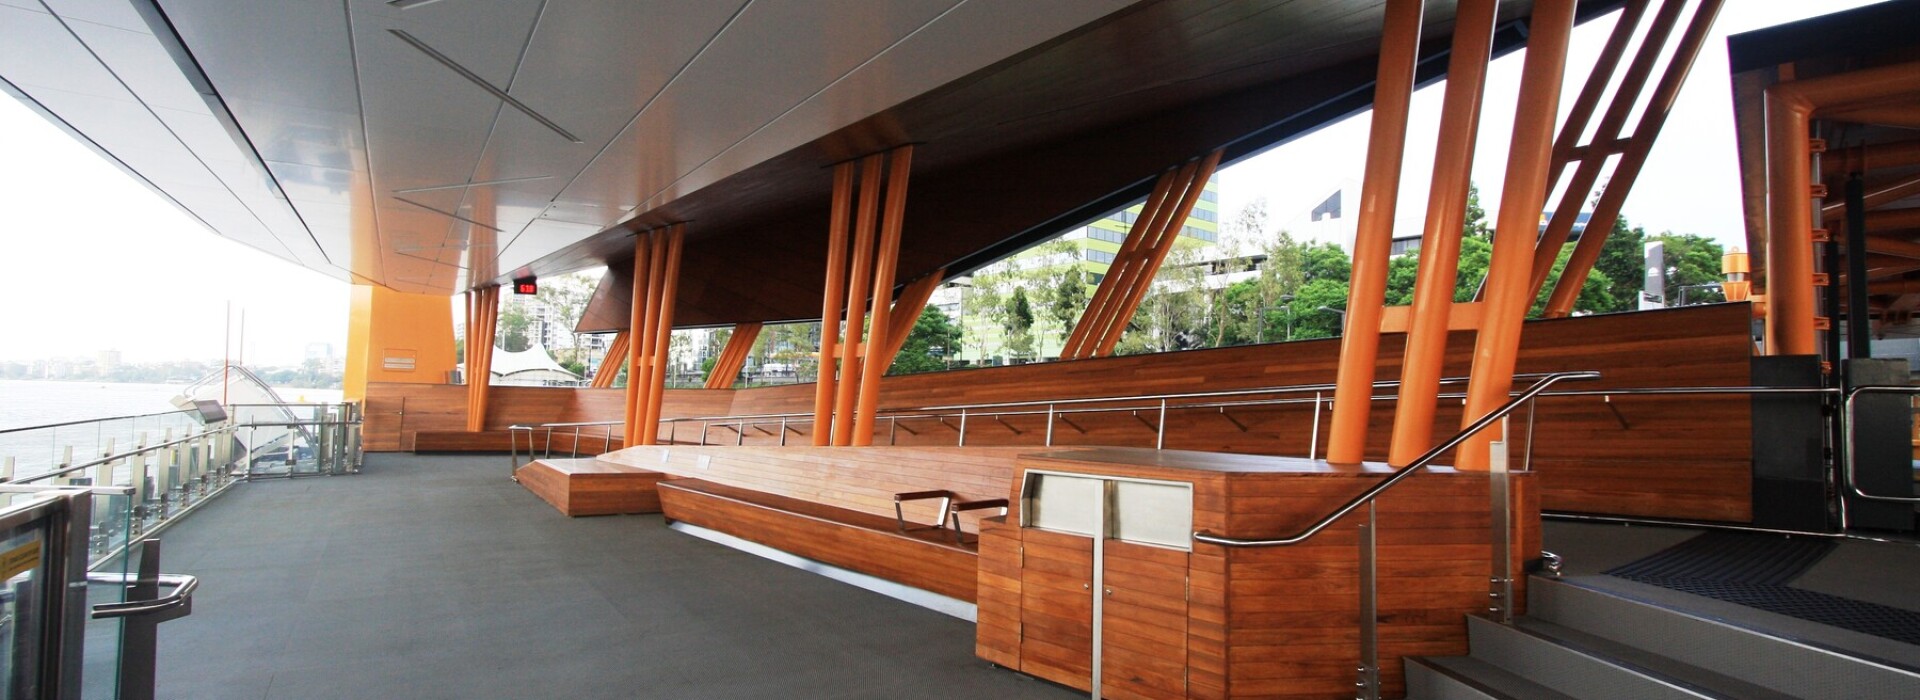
490, 344, 578, 379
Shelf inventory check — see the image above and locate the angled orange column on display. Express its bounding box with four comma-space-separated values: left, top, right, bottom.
590, 332, 629, 388
633, 233, 664, 441
465, 286, 500, 432
1547, 0, 1650, 188
832, 154, 887, 446
641, 226, 686, 441
853, 147, 915, 445
1082, 162, 1194, 358
882, 271, 946, 364
1545, 0, 1726, 318
1529, 0, 1688, 298
1326, 0, 1425, 465
1457, 0, 1577, 471
704, 323, 763, 390
1094, 150, 1222, 357
1387, 0, 1499, 466
1528, 0, 1681, 295
1063, 169, 1178, 358
812, 162, 857, 445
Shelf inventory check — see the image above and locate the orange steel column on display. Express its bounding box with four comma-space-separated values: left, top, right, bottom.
1077, 161, 1196, 358
1457, 0, 1577, 471
704, 323, 763, 390
1063, 170, 1177, 358
1095, 151, 1222, 357
642, 226, 685, 441
1387, 0, 1499, 467
1759, 60, 1920, 355
1547, 0, 1650, 188
853, 146, 916, 445
833, 154, 887, 446
591, 332, 629, 388
1326, 0, 1424, 465
811, 162, 856, 445
1529, 0, 1686, 297
466, 286, 499, 432
883, 271, 946, 363
633, 232, 664, 444
1546, 0, 1725, 317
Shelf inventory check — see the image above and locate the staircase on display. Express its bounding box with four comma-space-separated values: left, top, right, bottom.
1406, 576, 1920, 699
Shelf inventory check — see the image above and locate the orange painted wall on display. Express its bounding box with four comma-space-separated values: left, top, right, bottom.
343, 284, 457, 401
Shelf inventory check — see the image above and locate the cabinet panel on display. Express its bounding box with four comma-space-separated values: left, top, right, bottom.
1022, 527, 1094, 690
1104, 539, 1190, 699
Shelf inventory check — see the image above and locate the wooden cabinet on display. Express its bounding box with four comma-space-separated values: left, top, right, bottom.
1102, 540, 1190, 699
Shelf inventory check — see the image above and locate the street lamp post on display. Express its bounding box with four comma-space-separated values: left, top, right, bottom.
1317, 305, 1347, 335
1254, 294, 1295, 344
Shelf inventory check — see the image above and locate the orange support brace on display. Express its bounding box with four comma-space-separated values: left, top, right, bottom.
642, 226, 685, 440
591, 332, 629, 388
1094, 150, 1223, 357
812, 162, 856, 445
465, 286, 499, 432
1063, 169, 1178, 359
1548, 0, 1650, 187
1086, 162, 1196, 358
704, 323, 763, 390
883, 270, 946, 365
1457, 0, 1577, 471
1529, 0, 1687, 298
833, 154, 887, 446
1388, 0, 1498, 467
1545, 0, 1725, 318
1326, 0, 1424, 465
853, 146, 915, 446
622, 233, 655, 444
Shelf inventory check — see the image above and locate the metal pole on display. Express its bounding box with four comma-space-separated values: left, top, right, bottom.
1309, 392, 1323, 460
958, 409, 968, 447
1156, 399, 1168, 450
1489, 416, 1514, 623
1045, 404, 1056, 447
780, 417, 789, 447
1846, 173, 1871, 358
1357, 501, 1379, 700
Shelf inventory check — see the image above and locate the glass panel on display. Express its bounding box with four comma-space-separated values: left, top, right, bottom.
82, 492, 133, 699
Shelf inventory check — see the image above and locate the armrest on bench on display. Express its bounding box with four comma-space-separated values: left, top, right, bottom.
894, 490, 956, 532
946, 499, 1010, 544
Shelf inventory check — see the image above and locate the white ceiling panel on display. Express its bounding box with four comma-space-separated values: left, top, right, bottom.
40, 0, 151, 34
497, 219, 602, 275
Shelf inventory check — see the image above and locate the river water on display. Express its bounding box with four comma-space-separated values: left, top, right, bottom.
0, 379, 343, 431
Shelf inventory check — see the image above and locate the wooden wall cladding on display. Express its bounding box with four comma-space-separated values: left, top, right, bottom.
368, 305, 1754, 522
723, 304, 1754, 523
980, 448, 1538, 699
361, 384, 733, 452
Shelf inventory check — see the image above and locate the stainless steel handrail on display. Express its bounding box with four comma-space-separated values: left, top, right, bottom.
0, 409, 199, 436
1844, 385, 1920, 504
1191, 370, 1602, 548
87, 572, 198, 619
14, 425, 241, 484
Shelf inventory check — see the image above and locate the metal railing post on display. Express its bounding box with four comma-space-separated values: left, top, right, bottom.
508, 428, 520, 479
889, 417, 898, 446
1309, 392, 1323, 460
737, 421, 746, 446
1045, 404, 1056, 447
1489, 415, 1514, 624
780, 417, 789, 446
1156, 399, 1168, 450
571, 427, 582, 458
1357, 501, 1379, 700
700, 421, 709, 447
958, 409, 968, 447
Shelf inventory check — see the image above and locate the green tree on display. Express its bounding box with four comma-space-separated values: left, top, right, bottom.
497, 303, 532, 352
1004, 286, 1037, 360
1653, 233, 1726, 306
891, 307, 964, 375
1590, 217, 1647, 313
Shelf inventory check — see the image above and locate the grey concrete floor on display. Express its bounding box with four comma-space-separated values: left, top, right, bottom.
143, 454, 1079, 700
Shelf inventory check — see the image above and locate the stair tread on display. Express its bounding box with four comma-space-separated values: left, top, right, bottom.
1511, 617, 1801, 700
1410, 656, 1582, 700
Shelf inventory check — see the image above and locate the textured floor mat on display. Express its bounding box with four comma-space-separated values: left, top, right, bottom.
1605, 532, 1920, 647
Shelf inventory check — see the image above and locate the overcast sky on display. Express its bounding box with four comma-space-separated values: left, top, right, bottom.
0, 1, 1883, 367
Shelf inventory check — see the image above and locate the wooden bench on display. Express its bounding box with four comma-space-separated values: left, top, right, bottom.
658, 478, 982, 601
592, 446, 1028, 601
515, 458, 667, 516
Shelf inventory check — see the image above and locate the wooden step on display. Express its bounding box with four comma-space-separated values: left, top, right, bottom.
515, 458, 667, 516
